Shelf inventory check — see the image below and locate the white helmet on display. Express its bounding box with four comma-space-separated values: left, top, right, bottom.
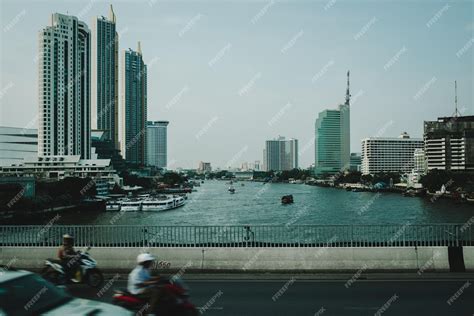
137, 253, 155, 264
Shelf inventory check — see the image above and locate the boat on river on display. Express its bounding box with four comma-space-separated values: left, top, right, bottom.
141, 195, 186, 211
106, 195, 186, 212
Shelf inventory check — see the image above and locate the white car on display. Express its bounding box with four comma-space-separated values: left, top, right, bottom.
0, 270, 132, 315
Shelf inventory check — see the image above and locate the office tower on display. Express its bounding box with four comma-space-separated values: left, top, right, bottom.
264, 136, 298, 171
146, 121, 169, 168
120, 43, 147, 165
38, 13, 91, 159
314, 71, 351, 175
424, 116, 474, 172
92, 5, 119, 150
361, 132, 424, 175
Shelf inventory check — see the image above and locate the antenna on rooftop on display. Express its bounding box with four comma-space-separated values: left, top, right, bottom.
454, 80, 460, 117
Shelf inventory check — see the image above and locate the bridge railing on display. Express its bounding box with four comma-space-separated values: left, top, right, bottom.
0, 224, 472, 248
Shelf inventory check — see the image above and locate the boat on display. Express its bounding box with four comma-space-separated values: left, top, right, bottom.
105, 199, 122, 211
281, 195, 294, 204
241, 183, 245, 186
228, 185, 235, 194
120, 199, 142, 212
141, 195, 186, 211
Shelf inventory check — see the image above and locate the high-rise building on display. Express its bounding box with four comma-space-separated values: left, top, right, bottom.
197, 161, 212, 174
424, 116, 474, 172
120, 43, 147, 165
264, 136, 298, 171
38, 13, 91, 159
91, 5, 119, 150
146, 121, 169, 168
361, 132, 424, 175
314, 71, 351, 176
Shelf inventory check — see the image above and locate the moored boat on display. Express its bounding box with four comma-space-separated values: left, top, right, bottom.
120, 199, 142, 211
141, 195, 186, 211
105, 200, 122, 211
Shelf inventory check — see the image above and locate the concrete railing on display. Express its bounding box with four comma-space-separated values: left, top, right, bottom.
0, 246, 453, 272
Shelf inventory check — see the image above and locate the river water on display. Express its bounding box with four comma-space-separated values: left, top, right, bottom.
55, 180, 473, 226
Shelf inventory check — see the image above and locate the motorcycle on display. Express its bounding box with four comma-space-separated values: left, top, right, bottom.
41, 246, 104, 288
113, 277, 198, 316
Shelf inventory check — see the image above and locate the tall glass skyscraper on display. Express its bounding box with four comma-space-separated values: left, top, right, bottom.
92, 5, 119, 150
314, 71, 351, 176
120, 44, 147, 165
146, 121, 169, 168
38, 13, 91, 159
264, 136, 298, 171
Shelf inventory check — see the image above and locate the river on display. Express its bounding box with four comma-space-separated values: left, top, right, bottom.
51, 180, 473, 226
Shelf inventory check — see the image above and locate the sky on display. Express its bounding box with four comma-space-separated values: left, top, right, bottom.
0, 0, 473, 169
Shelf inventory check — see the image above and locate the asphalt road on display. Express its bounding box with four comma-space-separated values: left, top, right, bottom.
67, 275, 474, 316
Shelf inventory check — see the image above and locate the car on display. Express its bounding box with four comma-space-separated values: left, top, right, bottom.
0, 269, 133, 316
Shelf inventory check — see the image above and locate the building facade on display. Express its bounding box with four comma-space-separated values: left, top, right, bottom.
0, 155, 118, 186
91, 5, 119, 150
38, 13, 91, 159
314, 71, 351, 176
146, 121, 168, 168
424, 116, 474, 172
197, 161, 212, 174
349, 152, 361, 172
0, 126, 38, 166
120, 44, 147, 165
361, 132, 424, 175
264, 136, 298, 171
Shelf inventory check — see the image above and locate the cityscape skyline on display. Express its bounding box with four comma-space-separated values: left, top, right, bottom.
1, 1, 473, 169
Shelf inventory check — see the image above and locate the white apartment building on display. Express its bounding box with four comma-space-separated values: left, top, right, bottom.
361, 132, 424, 175
38, 13, 91, 159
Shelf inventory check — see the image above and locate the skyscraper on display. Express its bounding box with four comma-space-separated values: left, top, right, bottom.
120, 43, 147, 165
38, 13, 91, 159
91, 5, 119, 150
314, 71, 351, 176
146, 121, 169, 168
264, 136, 298, 171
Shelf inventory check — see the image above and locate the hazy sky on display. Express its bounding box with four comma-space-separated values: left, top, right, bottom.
1, 0, 473, 169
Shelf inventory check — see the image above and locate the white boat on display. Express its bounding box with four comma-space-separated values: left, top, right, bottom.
141, 195, 186, 212
105, 200, 121, 211
120, 199, 142, 211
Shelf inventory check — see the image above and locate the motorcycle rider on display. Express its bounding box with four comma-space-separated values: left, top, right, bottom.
57, 234, 80, 282
128, 253, 161, 312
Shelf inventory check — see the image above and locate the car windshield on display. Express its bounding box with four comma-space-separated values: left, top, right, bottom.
0, 274, 72, 315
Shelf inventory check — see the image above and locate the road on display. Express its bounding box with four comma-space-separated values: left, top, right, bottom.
67, 274, 474, 315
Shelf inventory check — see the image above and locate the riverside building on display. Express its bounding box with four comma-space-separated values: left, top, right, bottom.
91, 5, 119, 150
361, 132, 424, 175
146, 121, 169, 168
424, 115, 474, 172
120, 43, 147, 165
314, 71, 351, 176
264, 136, 298, 171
